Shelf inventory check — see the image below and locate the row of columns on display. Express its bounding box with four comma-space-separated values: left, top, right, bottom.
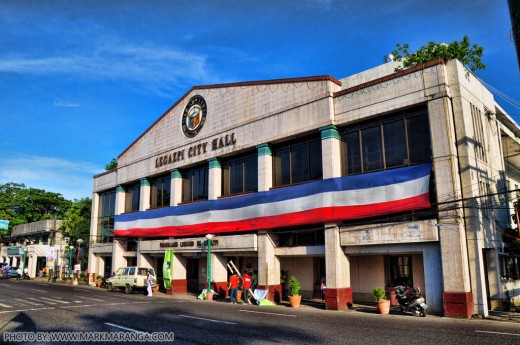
90, 125, 353, 309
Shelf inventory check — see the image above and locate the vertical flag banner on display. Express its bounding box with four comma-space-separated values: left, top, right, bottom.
163, 249, 174, 289
46, 247, 56, 269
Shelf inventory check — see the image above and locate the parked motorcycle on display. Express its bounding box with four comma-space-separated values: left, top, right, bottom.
394, 286, 428, 317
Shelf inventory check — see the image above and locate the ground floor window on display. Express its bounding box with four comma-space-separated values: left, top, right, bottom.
500, 254, 520, 279
388, 255, 413, 287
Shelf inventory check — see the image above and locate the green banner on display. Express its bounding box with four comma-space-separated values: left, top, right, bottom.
163, 249, 174, 289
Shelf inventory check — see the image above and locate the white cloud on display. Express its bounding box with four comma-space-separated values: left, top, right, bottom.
0, 40, 213, 91
0, 155, 102, 201
54, 99, 80, 108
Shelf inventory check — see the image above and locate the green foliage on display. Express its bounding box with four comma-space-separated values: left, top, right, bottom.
503, 227, 520, 255
62, 198, 91, 243
105, 158, 118, 171
0, 182, 72, 238
392, 35, 486, 73
96, 275, 103, 280
372, 287, 387, 301
288, 275, 301, 296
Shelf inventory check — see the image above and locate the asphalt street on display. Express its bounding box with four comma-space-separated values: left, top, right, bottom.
0, 278, 519, 345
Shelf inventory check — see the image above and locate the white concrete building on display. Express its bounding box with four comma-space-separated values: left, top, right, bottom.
88, 58, 520, 317
1, 219, 66, 279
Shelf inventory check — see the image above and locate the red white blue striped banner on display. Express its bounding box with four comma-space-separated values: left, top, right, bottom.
114, 163, 432, 238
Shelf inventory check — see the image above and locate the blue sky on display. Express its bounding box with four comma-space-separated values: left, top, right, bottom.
0, 0, 519, 201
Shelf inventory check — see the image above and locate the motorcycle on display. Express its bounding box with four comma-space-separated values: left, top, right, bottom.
394, 286, 428, 317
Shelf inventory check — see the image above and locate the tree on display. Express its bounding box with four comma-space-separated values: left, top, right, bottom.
0, 183, 72, 237
62, 198, 92, 269
62, 197, 91, 244
392, 35, 486, 73
105, 158, 118, 171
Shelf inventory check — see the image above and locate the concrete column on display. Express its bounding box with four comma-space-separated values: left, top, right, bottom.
90, 192, 100, 243
208, 158, 222, 200
111, 238, 127, 272
428, 97, 473, 317
320, 125, 341, 179
171, 253, 187, 294
324, 223, 352, 310
209, 252, 228, 297
115, 185, 126, 215
257, 232, 281, 303
171, 169, 182, 206
257, 144, 273, 192
139, 178, 151, 211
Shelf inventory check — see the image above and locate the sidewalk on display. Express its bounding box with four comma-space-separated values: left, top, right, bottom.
27, 277, 520, 323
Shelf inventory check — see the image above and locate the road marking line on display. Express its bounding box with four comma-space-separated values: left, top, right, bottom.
0, 307, 56, 314
105, 323, 147, 334
78, 296, 104, 302
179, 315, 237, 325
476, 330, 520, 337
0, 303, 12, 308
41, 297, 69, 304
60, 305, 91, 309
31, 289, 46, 293
238, 310, 296, 317
24, 298, 43, 305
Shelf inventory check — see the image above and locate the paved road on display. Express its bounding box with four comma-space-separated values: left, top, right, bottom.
1, 278, 519, 345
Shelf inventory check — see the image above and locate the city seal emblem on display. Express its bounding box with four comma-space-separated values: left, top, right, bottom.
181, 95, 207, 138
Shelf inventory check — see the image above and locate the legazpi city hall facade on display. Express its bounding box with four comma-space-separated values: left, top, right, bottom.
88, 58, 520, 317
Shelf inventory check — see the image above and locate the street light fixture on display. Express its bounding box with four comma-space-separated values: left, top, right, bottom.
205, 234, 213, 294
68, 245, 74, 279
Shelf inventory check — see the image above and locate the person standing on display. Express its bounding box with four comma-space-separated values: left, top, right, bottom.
320, 276, 327, 302
24, 266, 29, 280
16, 267, 22, 280
146, 270, 154, 297
228, 273, 239, 304
280, 270, 287, 299
252, 270, 258, 291
241, 271, 252, 304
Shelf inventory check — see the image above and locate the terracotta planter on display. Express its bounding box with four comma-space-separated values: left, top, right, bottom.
66, 279, 72, 285
96, 280, 102, 287
288, 294, 302, 308
237, 290, 242, 302
376, 299, 391, 314
206, 291, 214, 301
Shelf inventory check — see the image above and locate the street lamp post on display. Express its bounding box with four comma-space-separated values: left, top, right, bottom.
68, 245, 74, 279
205, 234, 213, 294
72, 239, 83, 285
22, 247, 27, 274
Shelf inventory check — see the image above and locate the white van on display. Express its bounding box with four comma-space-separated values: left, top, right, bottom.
107, 266, 155, 294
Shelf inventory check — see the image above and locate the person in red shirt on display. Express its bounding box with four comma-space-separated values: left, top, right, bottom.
228, 273, 239, 304
241, 271, 252, 305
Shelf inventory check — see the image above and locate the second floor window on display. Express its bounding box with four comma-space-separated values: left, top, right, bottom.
182, 164, 208, 203
341, 106, 431, 175
150, 174, 171, 208
124, 182, 140, 213
98, 189, 116, 242
222, 152, 258, 196
273, 134, 322, 187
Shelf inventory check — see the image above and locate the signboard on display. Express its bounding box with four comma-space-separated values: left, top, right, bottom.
0, 220, 9, 230
74, 264, 81, 272
46, 247, 56, 269
6, 247, 23, 255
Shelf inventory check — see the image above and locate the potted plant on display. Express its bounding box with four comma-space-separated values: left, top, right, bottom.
373, 287, 390, 314
96, 275, 103, 287
288, 276, 302, 308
